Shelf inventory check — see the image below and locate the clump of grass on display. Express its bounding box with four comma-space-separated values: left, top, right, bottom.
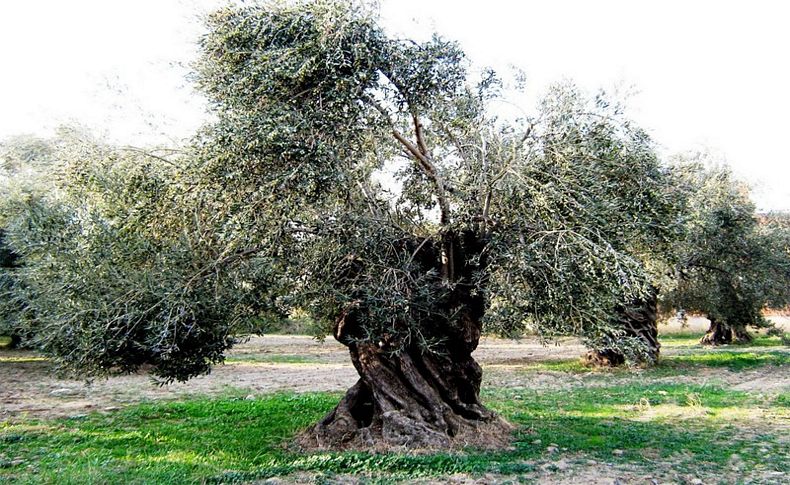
509, 347, 788, 377
0, 356, 49, 363
516, 359, 588, 373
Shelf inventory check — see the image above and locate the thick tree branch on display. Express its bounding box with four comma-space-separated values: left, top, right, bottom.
364, 87, 450, 225
392, 128, 455, 282
364, 91, 454, 282
413, 113, 430, 157
391, 130, 450, 226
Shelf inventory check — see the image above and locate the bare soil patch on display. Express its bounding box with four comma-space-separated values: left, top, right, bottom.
3, 332, 787, 422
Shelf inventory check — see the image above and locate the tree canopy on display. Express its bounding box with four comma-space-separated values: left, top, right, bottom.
662, 154, 790, 344
1, 0, 676, 379
3, 0, 782, 448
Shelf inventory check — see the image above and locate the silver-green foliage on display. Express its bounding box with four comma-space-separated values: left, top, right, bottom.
1, 131, 283, 380
189, 1, 678, 361
3, 0, 680, 379
663, 154, 790, 330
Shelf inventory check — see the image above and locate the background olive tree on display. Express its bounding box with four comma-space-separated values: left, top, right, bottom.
0, 132, 61, 348
662, 154, 790, 345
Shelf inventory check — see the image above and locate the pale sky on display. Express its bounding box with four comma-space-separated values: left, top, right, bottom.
1, 0, 788, 211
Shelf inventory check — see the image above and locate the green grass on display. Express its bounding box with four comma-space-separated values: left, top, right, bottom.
0, 336, 12, 349
1, 384, 787, 484
509, 335, 789, 376
512, 348, 789, 376
659, 350, 789, 371
659, 332, 785, 348
224, 354, 321, 364
2, 340, 787, 483
515, 359, 589, 373
0, 355, 48, 363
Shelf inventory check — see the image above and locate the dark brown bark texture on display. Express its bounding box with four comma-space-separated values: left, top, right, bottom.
8, 334, 21, 349
585, 290, 660, 367
732, 326, 754, 344
298, 231, 512, 450
700, 318, 732, 345
699, 318, 752, 345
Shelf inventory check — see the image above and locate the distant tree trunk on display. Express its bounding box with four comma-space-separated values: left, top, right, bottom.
1, 230, 23, 350
731, 325, 753, 344
299, 232, 512, 450
699, 317, 733, 345
9, 334, 21, 348
585, 290, 660, 366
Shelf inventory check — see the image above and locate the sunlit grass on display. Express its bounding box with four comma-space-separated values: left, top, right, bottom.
0, 356, 48, 363
224, 354, 322, 364
495, 359, 589, 373
1, 339, 787, 483
659, 332, 785, 348
494, 346, 789, 376
1, 383, 787, 483
658, 351, 789, 372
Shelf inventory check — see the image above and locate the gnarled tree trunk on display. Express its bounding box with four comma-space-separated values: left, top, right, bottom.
303, 331, 510, 450
699, 317, 733, 345
731, 325, 753, 344
8, 334, 21, 349
585, 290, 660, 366
298, 231, 512, 450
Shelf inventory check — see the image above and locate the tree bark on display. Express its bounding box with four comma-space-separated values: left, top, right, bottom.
8, 334, 21, 349
299, 310, 512, 450
298, 232, 512, 450
731, 325, 753, 344
699, 317, 733, 345
585, 290, 660, 366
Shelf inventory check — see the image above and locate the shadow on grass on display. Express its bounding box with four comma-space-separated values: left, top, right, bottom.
1, 384, 787, 484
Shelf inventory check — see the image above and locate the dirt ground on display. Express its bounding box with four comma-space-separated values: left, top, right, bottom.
2, 317, 788, 422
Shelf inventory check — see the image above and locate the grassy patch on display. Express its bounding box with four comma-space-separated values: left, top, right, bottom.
658, 351, 789, 371
509, 359, 589, 373
0, 336, 13, 349
1, 383, 787, 484
660, 333, 786, 348
0, 355, 48, 364
224, 354, 322, 364
510, 348, 789, 376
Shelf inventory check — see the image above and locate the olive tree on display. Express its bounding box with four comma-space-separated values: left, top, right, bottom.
5, 1, 678, 449
0, 133, 61, 347
664, 156, 790, 345
192, 0, 684, 447
0, 229, 21, 347
1, 131, 285, 378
